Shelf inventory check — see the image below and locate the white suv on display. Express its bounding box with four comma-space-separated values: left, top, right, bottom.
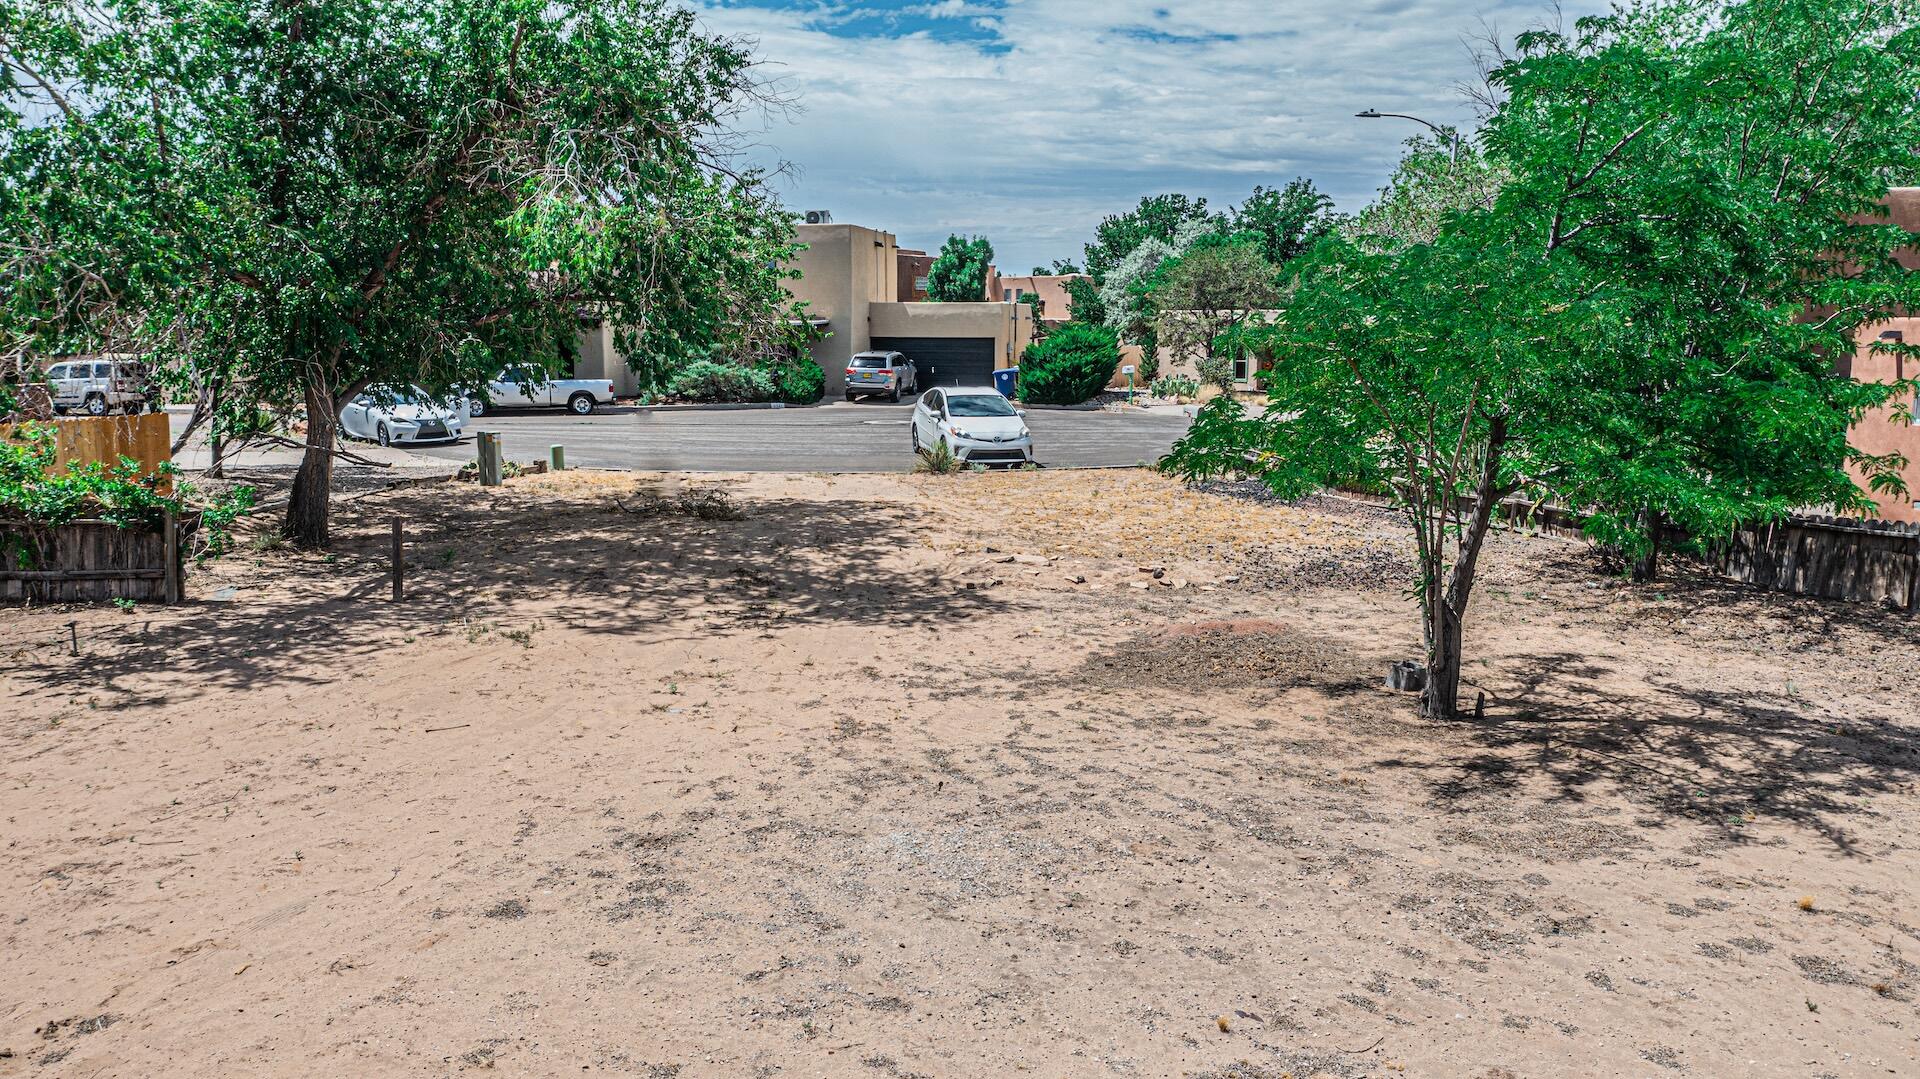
46, 358, 154, 416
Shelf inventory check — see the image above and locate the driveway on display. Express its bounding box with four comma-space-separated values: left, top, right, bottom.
402, 400, 1196, 472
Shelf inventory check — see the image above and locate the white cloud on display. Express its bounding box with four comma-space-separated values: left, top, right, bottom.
696, 0, 1599, 271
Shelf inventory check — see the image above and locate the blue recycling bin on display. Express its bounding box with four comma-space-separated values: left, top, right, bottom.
992, 368, 1018, 398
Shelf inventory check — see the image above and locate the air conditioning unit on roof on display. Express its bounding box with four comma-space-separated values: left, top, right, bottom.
803, 210, 833, 225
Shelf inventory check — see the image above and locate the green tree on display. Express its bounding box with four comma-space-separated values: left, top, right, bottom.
1231, 179, 1338, 266
2, 0, 803, 547
1081, 194, 1219, 282
1061, 276, 1106, 326
926, 234, 994, 302
1030, 258, 1082, 275
1018, 322, 1119, 405
1166, 0, 1920, 720
1148, 239, 1281, 390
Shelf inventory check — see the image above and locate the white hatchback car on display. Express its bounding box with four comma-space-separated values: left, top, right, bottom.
340, 384, 466, 446
910, 387, 1033, 466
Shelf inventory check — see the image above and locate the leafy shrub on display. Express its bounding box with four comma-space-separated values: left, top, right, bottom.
1018, 322, 1120, 405
0, 422, 255, 558
1150, 374, 1199, 400
1197, 353, 1236, 394
758, 356, 824, 404
665, 360, 775, 403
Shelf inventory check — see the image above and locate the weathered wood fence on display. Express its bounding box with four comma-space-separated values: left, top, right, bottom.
1720, 515, 1919, 612
1, 512, 190, 605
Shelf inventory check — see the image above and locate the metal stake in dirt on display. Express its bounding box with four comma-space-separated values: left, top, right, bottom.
390, 518, 404, 601
549, 444, 565, 472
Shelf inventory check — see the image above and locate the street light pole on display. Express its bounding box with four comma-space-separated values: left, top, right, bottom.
1355, 109, 1463, 164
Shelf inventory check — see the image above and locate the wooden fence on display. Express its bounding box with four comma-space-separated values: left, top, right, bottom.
1720, 515, 1919, 612
0, 412, 173, 490
1, 512, 188, 605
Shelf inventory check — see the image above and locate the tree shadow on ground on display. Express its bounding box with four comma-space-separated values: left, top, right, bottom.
2, 477, 1018, 708
1381, 649, 1920, 855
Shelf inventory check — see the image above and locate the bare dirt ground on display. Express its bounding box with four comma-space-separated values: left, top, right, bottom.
3, 469, 1917, 1079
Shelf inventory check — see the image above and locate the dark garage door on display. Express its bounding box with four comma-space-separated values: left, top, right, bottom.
871, 337, 996, 389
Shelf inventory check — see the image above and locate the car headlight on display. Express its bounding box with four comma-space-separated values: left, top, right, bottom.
947, 425, 969, 439
1018, 427, 1030, 439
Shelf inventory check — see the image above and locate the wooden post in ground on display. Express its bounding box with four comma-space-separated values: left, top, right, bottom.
550, 444, 565, 472
477, 433, 503, 486
162, 508, 181, 604
390, 518, 404, 601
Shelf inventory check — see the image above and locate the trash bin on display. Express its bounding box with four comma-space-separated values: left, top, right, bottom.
992, 368, 1018, 398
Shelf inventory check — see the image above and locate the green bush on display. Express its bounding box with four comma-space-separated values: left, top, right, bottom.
665, 360, 775, 403
758, 356, 824, 404
913, 438, 960, 474
0, 423, 255, 559
1018, 322, 1120, 405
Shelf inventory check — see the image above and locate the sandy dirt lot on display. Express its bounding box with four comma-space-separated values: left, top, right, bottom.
3, 469, 1917, 1078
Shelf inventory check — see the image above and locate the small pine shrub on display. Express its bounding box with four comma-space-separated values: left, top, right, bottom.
1018, 322, 1120, 405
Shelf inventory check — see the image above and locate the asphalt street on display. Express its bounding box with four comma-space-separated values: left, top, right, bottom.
400, 400, 1197, 472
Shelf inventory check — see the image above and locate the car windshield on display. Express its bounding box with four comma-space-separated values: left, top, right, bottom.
947, 394, 1016, 418
852, 356, 888, 369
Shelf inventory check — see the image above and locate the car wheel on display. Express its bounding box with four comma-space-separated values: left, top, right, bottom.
467, 398, 486, 418
568, 392, 595, 416
845, 390, 855, 402
890, 384, 901, 403
910, 424, 920, 453
376, 422, 392, 447
84, 394, 106, 416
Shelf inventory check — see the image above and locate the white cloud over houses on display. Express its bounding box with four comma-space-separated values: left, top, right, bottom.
693, 0, 1599, 272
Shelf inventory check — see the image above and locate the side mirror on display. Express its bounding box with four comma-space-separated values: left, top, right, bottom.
1015, 409, 1027, 418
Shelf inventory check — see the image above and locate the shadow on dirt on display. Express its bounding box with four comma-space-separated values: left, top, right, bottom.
3, 477, 1018, 706
1385, 648, 1920, 854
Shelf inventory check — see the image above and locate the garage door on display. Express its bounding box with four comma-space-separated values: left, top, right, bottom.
870, 337, 996, 389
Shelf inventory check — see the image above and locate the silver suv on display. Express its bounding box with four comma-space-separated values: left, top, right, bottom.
46, 357, 154, 416
844, 351, 918, 402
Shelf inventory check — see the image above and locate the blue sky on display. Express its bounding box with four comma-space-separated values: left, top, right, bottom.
692, 0, 1603, 273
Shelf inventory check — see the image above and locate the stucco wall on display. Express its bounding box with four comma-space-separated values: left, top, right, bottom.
996, 274, 1088, 323
789, 223, 899, 394
1846, 190, 1920, 523
869, 302, 1034, 371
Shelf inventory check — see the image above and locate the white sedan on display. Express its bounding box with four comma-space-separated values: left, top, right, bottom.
340, 385, 467, 446
910, 387, 1034, 466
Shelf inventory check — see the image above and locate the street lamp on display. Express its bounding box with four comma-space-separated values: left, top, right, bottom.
1356, 109, 1463, 163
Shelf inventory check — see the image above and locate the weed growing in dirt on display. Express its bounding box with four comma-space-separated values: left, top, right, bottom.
914, 440, 960, 474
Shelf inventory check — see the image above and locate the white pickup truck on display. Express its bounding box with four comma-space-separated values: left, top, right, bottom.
467, 366, 616, 417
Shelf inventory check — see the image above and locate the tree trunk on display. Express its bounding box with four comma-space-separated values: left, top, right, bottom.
284, 376, 337, 548
1421, 600, 1465, 721
1631, 508, 1663, 582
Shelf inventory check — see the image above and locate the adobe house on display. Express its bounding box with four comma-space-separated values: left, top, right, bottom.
571, 221, 1033, 399
1844, 187, 1920, 523
787, 221, 1032, 397
994, 274, 1091, 326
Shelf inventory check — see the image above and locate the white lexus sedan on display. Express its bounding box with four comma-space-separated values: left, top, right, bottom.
910, 387, 1034, 466
339, 384, 467, 446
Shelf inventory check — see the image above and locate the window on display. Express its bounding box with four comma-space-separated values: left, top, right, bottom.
913, 276, 928, 292
1232, 354, 1249, 382
94, 363, 114, 378
45, 365, 67, 380
852, 356, 888, 369
947, 394, 1016, 418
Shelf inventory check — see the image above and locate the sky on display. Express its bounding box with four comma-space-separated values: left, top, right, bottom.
689, 0, 1602, 274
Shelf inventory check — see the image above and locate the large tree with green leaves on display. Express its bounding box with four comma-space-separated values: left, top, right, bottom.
1230, 179, 1338, 267
925, 234, 994, 302
1081, 193, 1219, 283
1166, 0, 1920, 720
1148, 237, 1281, 392
2, 0, 803, 546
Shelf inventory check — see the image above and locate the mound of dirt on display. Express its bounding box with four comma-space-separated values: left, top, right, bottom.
1080, 621, 1382, 694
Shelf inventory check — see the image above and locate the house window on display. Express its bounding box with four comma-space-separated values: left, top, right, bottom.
914, 276, 928, 292
1232, 350, 1249, 383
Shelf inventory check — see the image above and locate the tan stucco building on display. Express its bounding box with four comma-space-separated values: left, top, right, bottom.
788, 222, 1032, 398
573, 220, 1034, 400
